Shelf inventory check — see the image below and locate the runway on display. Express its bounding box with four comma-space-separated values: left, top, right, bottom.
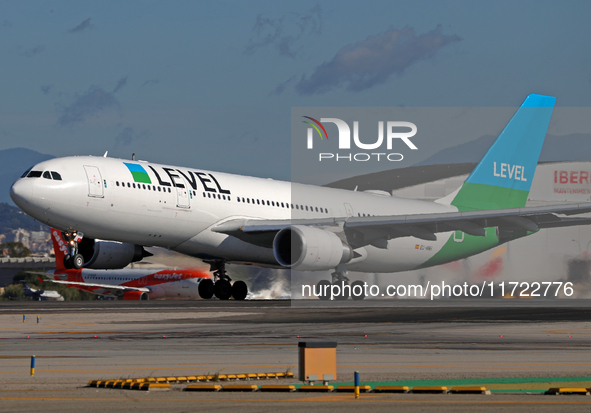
3, 299, 591, 322
2, 299, 591, 412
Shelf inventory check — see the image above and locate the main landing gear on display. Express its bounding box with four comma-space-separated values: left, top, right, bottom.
199, 260, 248, 301
316, 265, 365, 301
62, 231, 84, 270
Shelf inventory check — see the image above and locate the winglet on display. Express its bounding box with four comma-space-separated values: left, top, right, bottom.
450, 94, 556, 211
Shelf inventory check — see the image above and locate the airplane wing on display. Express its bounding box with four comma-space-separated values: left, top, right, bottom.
42, 278, 150, 292
212, 202, 591, 249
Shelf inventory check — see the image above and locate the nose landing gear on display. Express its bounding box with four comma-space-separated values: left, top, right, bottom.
62, 231, 84, 270
200, 260, 248, 300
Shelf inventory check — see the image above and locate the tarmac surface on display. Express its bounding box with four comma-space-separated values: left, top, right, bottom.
2, 299, 591, 412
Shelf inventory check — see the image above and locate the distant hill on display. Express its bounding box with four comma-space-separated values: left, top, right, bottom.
416, 133, 591, 166
0, 148, 54, 204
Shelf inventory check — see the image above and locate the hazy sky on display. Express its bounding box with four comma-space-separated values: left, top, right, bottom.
1, 0, 590, 181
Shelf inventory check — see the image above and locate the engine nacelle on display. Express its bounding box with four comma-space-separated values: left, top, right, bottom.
147, 285, 166, 300
122, 291, 149, 300
78, 238, 152, 269
273, 225, 352, 271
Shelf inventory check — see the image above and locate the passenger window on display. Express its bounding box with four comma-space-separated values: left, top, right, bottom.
133, 183, 136, 188
305, 206, 308, 211
116, 181, 120, 186
51, 172, 62, 180
127, 183, 130, 188
42, 171, 51, 179
315, 207, 318, 212
142, 184, 146, 190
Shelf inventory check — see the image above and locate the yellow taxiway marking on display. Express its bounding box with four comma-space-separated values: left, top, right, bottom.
3, 396, 591, 405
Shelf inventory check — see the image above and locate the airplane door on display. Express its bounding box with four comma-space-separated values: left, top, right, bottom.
84, 165, 104, 198
176, 187, 190, 208
344, 203, 354, 217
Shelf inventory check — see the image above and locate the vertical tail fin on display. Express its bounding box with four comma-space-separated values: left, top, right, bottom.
20, 280, 32, 293
51, 229, 68, 271
450, 94, 555, 211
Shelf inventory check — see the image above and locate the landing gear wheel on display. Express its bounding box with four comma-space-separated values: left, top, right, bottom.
63, 254, 73, 269
333, 280, 350, 301
351, 280, 366, 301
214, 279, 232, 300
198, 279, 214, 299
231, 281, 248, 301
330, 265, 351, 301
317, 280, 331, 301
72, 254, 84, 269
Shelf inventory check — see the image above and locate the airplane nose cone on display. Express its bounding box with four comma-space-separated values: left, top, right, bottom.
9, 179, 32, 208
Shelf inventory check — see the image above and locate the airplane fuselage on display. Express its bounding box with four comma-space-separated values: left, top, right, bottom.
48, 267, 206, 299
10, 156, 491, 273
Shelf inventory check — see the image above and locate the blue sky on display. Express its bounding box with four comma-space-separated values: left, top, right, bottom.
1, 0, 590, 181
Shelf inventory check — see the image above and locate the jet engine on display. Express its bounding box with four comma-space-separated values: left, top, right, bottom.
122, 291, 149, 300
77, 238, 152, 269
273, 225, 352, 271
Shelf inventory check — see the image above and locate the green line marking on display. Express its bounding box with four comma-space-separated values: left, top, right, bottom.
323, 376, 591, 393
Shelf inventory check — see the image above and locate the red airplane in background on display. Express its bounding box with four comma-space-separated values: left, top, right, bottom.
41, 229, 211, 300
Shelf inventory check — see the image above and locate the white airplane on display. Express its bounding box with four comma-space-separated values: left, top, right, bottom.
36, 228, 211, 300
10, 94, 591, 300
20, 280, 64, 301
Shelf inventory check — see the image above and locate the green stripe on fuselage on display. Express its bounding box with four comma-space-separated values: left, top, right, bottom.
451, 182, 529, 211
418, 226, 533, 269
417, 228, 500, 269
130, 171, 152, 184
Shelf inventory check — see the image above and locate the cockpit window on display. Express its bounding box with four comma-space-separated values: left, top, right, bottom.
27, 171, 42, 178
51, 172, 62, 181
42, 171, 51, 179
21, 167, 33, 178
